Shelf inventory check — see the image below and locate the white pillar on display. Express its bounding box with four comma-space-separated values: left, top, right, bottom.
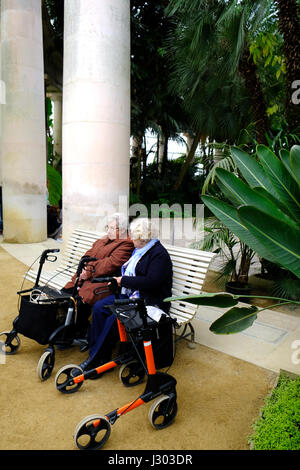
1, 0, 47, 243
0, 0, 3, 234
63, 0, 131, 242
0, 0, 4, 187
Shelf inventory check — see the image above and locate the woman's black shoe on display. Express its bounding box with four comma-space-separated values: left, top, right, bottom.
70, 358, 91, 378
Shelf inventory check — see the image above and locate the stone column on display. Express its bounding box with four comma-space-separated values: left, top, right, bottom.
0, 0, 3, 232
1, 0, 47, 242
62, 0, 131, 243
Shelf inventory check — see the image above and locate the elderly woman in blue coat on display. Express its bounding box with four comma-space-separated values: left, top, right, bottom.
76, 218, 173, 373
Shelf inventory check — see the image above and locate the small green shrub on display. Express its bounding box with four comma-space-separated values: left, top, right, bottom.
250, 374, 300, 450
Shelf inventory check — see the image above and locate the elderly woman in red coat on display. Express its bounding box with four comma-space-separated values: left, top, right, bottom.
63, 213, 134, 308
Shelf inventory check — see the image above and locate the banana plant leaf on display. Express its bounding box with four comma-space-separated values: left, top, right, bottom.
280, 148, 298, 182
290, 145, 300, 186
215, 168, 298, 229
163, 292, 238, 308
256, 145, 300, 223
209, 305, 258, 334
253, 186, 290, 216
230, 146, 278, 197
238, 205, 300, 278
202, 195, 278, 263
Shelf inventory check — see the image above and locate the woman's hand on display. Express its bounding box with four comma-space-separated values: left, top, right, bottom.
79, 268, 90, 281
113, 276, 122, 287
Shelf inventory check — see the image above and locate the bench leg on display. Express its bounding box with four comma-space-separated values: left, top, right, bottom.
175, 322, 196, 349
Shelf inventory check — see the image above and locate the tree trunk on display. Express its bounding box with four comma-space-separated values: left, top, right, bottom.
173, 131, 202, 192
161, 132, 169, 177
238, 50, 269, 144
157, 130, 165, 174
158, 128, 169, 177
132, 135, 143, 197
142, 146, 147, 179
275, 0, 300, 131
183, 132, 194, 159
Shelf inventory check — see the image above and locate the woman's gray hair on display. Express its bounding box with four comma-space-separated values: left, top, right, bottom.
129, 218, 158, 241
106, 213, 128, 232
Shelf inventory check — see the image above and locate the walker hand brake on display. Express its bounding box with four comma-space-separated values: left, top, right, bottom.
92, 277, 118, 295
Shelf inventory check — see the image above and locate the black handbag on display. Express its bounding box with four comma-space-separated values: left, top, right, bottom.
114, 305, 175, 369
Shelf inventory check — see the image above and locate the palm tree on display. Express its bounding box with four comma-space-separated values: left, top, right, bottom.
131, 0, 188, 185
166, 0, 273, 146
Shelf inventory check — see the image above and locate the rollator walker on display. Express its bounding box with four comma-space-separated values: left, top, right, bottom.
58, 278, 178, 450
0, 249, 97, 381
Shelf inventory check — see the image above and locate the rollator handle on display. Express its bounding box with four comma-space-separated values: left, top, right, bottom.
114, 298, 146, 306
77, 256, 98, 274
92, 277, 118, 296
35, 248, 61, 287
114, 299, 132, 306
91, 276, 116, 284
40, 248, 60, 260
81, 256, 98, 263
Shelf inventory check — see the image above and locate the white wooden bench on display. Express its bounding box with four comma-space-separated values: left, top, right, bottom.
163, 243, 216, 348
24, 230, 216, 347
24, 229, 106, 290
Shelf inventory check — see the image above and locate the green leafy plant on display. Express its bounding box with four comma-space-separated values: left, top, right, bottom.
47, 164, 62, 207
192, 217, 255, 287
249, 374, 300, 450
202, 144, 300, 278
165, 144, 300, 334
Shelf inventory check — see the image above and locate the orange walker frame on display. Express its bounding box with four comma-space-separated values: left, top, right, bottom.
65, 292, 178, 451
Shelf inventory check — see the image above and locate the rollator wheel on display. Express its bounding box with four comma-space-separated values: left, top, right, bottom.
36, 349, 55, 381
55, 364, 84, 394
148, 394, 178, 430
0, 330, 21, 355
119, 360, 146, 387
74, 414, 111, 450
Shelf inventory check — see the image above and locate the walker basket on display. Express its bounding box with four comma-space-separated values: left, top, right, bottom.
114, 305, 175, 370
14, 294, 69, 345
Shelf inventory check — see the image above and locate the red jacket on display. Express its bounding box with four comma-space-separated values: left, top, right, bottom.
64, 236, 134, 305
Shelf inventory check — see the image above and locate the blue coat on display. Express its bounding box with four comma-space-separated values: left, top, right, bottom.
89, 240, 173, 362
120, 240, 173, 312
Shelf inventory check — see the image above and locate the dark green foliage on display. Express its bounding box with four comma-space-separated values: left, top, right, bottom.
250, 374, 300, 450
44, 0, 64, 40
131, 0, 187, 139
130, 156, 204, 214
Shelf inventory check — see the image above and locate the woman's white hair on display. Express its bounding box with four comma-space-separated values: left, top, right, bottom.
106, 213, 128, 232
129, 218, 158, 241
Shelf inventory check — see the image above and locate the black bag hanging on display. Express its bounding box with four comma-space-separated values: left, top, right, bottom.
114, 305, 175, 369
15, 295, 68, 345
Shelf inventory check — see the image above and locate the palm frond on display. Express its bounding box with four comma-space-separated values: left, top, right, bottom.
202, 156, 237, 194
